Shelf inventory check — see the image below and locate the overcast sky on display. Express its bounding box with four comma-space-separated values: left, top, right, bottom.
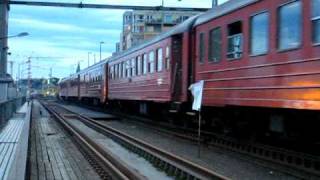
8, 0, 228, 79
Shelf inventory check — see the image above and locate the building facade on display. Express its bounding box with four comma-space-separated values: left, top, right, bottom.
0, 0, 9, 101
119, 10, 201, 51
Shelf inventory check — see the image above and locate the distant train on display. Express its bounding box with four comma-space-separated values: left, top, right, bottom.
59, 0, 320, 142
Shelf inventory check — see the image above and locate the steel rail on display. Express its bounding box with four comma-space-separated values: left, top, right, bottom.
71, 102, 320, 178
40, 101, 145, 180
51, 103, 229, 180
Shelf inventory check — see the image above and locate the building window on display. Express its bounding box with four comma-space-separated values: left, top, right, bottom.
143, 54, 147, 74
250, 12, 269, 55
278, 1, 302, 50
164, 15, 173, 23
209, 27, 222, 62
165, 46, 170, 70
149, 51, 155, 73
199, 33, 205, 63
136, 56, 141, 75
312, 0, 320, 44
157, 48, 163, 72
227, 21, 243, 59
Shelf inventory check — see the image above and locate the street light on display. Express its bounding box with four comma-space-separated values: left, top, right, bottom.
99, 41, 104, 62
0, 32, 29, 40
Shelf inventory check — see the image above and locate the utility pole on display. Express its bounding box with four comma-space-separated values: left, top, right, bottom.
99, 41, 104, 61
49, 67, 52, 84
87, 52, 91, 67
27, 57, 31, 97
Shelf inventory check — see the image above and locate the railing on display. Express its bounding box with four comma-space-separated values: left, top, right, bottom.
0, 97, 26, 129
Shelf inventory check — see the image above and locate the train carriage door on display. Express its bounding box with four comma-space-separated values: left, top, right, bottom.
103, 63, 108, 103
171, 35, 183, 101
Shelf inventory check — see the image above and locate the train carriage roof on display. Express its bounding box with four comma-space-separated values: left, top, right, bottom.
59, 59, 107, 83
108, 14, 201, 63
194, 0, 259, 27
61, 0, 261, 82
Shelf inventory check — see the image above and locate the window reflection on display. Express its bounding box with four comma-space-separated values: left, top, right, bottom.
250, 12, 269, 55
227, 21, 243, 59
209, 27, 222, 62
278, 1, 302, 50
312, 0, 320, 44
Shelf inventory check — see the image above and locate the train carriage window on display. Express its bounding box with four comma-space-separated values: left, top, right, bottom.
227, 21, 243, 59
112, 66, 115, 79
108, 68, 111, 80
118, 63, 121, 79
143, 53, 147, 74
209, 27, 222, 62
165, 46, 170, 70
116, 64, 119, 79
278, 1, 302, 50
312, 0, 320, 44
157, 48, 163, 72
149, 51, 155, 73
199, 33, 205, 63
126, 60, 131, 77
114, 64, 118, 79
137, 56, 142, 75
131, 58, 136, 76
122, 62, 125, 78
109, 67, 113, 80
250, 12, 269, 55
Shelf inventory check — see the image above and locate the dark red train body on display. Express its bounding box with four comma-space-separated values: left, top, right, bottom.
59, 0, 320, 140
194, 0, 320, 110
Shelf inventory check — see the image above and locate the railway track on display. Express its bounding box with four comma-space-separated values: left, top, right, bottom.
40, 100, 228, 180
40, 101, 143, 180
65, 101, 320, 179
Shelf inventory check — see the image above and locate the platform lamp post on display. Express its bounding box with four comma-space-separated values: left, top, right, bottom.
0, 32, 29, 101
0, 32, 29, 76
99, 41, 104, 62
0, 32, 29, 40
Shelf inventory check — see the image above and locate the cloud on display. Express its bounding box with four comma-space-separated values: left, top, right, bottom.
8, 0, 223, 78
10, 17, 121, 35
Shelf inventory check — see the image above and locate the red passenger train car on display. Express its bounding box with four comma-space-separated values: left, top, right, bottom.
194, 0, 320, 110
107, 16, 199, 113
59, 0, 320, 141
59, 60, 108, 105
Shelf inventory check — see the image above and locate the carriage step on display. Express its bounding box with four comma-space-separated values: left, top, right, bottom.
169, 110, 178, 113
186, 112, 196, 116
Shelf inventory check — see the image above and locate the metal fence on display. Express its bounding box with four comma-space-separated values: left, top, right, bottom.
0, 97, 26, 129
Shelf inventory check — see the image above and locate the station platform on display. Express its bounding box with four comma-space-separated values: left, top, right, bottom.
0, 102, 31, 180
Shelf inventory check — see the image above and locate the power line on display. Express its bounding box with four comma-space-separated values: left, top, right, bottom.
9, 1, 209, 12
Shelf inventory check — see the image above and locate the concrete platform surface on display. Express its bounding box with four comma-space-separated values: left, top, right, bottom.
0, 102, 31, 180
